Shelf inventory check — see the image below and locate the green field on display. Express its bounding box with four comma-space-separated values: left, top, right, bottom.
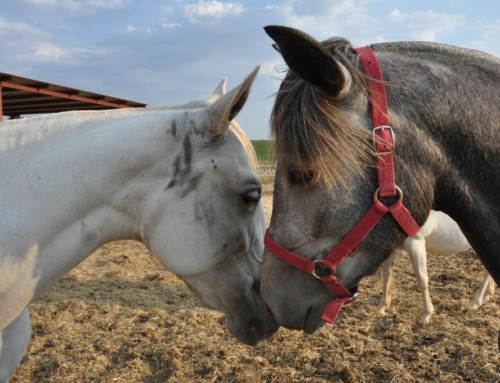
251, 140, 274, 187
251, 140, 274, 164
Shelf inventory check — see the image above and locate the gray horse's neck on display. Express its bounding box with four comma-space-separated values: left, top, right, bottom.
373, 41, 500, 283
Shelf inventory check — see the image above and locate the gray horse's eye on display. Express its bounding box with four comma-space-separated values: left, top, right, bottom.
288, 169, 315, 185
241, 189, 261, 206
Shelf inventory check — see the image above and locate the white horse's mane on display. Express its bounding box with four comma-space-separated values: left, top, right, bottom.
0, 102, 258, 169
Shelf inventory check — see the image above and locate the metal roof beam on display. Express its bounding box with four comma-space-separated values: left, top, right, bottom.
0, 80, 136, 109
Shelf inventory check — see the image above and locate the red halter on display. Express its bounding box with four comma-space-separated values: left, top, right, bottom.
264, 46, 421, 324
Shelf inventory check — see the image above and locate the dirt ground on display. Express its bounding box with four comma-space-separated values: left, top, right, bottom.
10, 192, 500, 382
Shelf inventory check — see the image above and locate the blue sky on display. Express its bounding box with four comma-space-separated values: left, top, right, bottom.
1, 0, 498, 139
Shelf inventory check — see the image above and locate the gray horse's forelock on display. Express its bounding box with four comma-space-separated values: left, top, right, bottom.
271, 74, 373, 192
270, 38, 375, 191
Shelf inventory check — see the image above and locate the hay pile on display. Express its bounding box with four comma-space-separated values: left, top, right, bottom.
11, 193, 500, 382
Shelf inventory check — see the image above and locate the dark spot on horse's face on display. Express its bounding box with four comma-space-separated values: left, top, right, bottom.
183, 134, 192, 170
171, 120, 177, 136
166, 179, 176, 189
226, 233, 247, 255
194, 199, 215, 226
180, 173, 203, 198
166, 134, 198, 194
172, 156, 182, 177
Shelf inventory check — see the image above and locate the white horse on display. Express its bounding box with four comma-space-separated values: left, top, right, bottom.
0, 67, 278, 382
377, 210, 495, 324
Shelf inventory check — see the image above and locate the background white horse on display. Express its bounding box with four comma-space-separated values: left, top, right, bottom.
0, 67, 277, 382
377, 210, 495, 324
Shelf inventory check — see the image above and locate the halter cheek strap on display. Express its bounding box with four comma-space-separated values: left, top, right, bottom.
264, 46, 421, 324
356, 46, 396, 198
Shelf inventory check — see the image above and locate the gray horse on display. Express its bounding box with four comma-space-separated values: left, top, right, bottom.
260, 25, 499, 344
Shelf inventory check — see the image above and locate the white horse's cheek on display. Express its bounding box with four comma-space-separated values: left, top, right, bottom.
145, 209, 222, 276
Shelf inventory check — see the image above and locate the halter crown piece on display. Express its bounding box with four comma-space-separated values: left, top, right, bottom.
264, 46, 421, 324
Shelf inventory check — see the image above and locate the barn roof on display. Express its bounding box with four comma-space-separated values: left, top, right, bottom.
0, 72, 146, 121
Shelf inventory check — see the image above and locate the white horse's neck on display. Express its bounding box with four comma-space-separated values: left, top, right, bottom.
0, 109, 181, 323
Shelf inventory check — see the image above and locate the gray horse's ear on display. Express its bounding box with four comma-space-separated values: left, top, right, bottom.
206, 66, 259, 137
264, 25, 351, 98
207, 78, 227, 104
272, 43, 280, 53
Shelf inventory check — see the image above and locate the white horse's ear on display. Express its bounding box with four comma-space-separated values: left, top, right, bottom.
206, 66, 259, 137
207, 78, 227, 104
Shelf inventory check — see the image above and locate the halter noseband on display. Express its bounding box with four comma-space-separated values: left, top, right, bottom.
264, 46, 421, 324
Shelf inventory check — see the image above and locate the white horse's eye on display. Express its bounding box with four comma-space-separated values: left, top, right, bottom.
241, 189, 261, 206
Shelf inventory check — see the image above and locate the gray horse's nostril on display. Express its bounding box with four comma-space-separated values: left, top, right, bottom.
262, 301, 277, 322
252, 279, 261, 294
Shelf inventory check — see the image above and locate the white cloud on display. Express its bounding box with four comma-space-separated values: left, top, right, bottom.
0, 18, 63, 61
0, 17, 49, 38
125, 24, 155, 35
27, 42, 71, 61
464, 19, 500, 56
20, 42, 107, 63
184, 0, 245, 23
26, 0, 82, 11
273, 0, 381, 45
0, 16, 108, 64
86, 0, 126, 9
387, 8, 465, 41
160, 5, 174, 14
161, 23, 181, 31
27, 0, 53, 4
24, 0, 127, 12
161, 22, 181, 31
263, 5, 278, 11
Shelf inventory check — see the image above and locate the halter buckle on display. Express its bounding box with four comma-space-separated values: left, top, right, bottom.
312, 260, 335, 279
372, 125, 395, 155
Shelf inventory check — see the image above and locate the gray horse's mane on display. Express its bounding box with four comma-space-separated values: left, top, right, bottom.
373, 41, 500, 68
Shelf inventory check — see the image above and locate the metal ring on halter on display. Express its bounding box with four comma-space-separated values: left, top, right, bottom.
312, 260, 335, 279
346, 292, 359, 302
373, 185, 403, 203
